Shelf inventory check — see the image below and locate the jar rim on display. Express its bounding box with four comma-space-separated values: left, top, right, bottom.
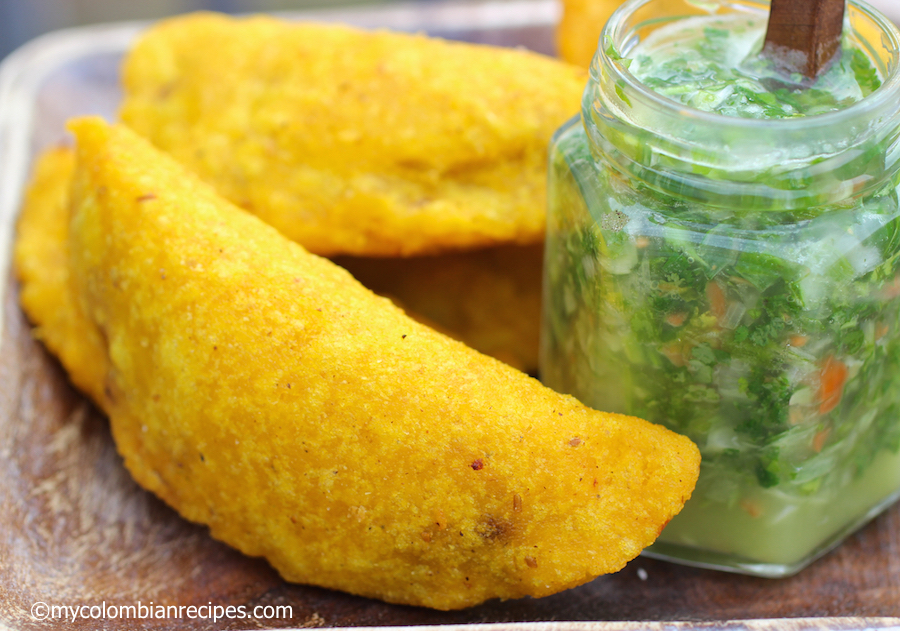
598, 0, 900, 130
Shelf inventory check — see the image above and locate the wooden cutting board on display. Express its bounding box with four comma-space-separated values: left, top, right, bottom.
3, 278, 900, 630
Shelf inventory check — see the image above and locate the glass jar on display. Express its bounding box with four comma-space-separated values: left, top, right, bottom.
541, 0, 900, 576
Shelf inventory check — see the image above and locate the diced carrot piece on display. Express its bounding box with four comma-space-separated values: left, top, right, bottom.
818, 356, 848, 415
706, 281, 727, 321
665, 312, 687, 327
882, 275, 900, 300
789, 335, 809, 347
661, 342, 688, 367
812, 427, 831, 453
740, 498, 761, 518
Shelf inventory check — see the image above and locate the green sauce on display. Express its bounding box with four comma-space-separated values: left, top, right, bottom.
543, 8, 900, 574
627, 14, 882, 118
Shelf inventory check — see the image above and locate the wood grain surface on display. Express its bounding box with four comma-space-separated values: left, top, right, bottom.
3, 276, 900, 630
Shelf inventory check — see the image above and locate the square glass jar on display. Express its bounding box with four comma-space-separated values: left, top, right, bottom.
541, 0, 900, 576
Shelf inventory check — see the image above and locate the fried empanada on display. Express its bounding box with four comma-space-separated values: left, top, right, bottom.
14, 118, 698, 610
557, 0, 686, 68
119, 13, 586, 257
334, 244, 543, 374
15, 147, 542, 374
14, 146, 108, 405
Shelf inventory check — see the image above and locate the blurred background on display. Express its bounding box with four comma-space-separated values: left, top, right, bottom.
0, 0, 405, 59
1, 0, 898, 61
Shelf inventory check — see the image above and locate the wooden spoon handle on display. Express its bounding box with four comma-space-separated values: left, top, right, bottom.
763, 0, 846, 79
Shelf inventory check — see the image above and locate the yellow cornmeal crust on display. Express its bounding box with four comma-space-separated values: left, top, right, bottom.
334, 244, 543, 374
119, 12, 587, 257
15, 146, 541, 374
14, 146, 109, 405
557, 0, 685, 68
14, 118, 699, 610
